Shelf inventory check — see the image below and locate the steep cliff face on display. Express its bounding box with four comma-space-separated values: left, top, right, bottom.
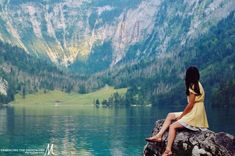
124, 0, 235, 62
0, 0, 154, 66
0, 0, 234, 72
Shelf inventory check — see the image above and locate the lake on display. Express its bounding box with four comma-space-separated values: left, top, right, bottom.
0, 104, 234, 156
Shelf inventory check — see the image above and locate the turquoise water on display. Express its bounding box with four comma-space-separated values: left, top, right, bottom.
0, 104, 234, 156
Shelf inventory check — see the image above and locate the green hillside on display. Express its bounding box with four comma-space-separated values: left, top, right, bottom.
92, 11, 235, 107
0, 42, 87, 104
12, 86, 127, 105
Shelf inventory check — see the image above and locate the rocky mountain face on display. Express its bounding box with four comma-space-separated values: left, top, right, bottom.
123, 0, 235, 62
0, 0, 152, 67
0, 0, 234, 73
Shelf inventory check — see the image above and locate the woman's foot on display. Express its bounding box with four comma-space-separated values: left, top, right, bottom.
145, 134, 162, 142
162, 148, 172, 156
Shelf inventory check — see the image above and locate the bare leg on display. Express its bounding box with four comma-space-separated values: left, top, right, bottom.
158, 113, 177, 137
146, 113, 176, 141
162, 122, 184, 156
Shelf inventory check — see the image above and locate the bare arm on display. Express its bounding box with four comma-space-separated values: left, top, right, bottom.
177, 93, 196, 120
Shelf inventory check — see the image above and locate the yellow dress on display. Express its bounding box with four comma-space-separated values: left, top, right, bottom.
174, 82, 209, 130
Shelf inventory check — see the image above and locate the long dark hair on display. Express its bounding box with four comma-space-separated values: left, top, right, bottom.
185, 66, 201, 96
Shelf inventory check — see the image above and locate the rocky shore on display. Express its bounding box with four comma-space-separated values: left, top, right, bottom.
143, 120, 235, 156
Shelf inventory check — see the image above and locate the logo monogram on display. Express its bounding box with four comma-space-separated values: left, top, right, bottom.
44, 144, 57, 156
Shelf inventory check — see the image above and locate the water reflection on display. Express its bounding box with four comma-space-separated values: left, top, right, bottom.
0, 108, 7, 135
0, 104, 234, 156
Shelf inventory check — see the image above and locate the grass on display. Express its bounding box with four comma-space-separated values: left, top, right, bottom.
12, 86, 127, 106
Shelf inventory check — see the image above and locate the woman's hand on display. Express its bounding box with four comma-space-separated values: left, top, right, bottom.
177, 93, 196, 121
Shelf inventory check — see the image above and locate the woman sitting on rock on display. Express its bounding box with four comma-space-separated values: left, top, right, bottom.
145, 66, 209, 156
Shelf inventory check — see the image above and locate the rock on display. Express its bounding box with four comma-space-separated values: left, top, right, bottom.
143, 120, 235, 156
0, 77, 8, 96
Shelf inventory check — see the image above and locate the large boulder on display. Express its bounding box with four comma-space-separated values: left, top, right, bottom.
143, 120, 235, 156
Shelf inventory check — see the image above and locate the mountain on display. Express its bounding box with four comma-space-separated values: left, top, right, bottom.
0, 0, 146, 68
83, 10, 235, 107
1, 0, 234, 74
0, 0, 235, 106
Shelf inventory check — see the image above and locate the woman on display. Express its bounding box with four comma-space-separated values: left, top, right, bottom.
145, 66, 209, 156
